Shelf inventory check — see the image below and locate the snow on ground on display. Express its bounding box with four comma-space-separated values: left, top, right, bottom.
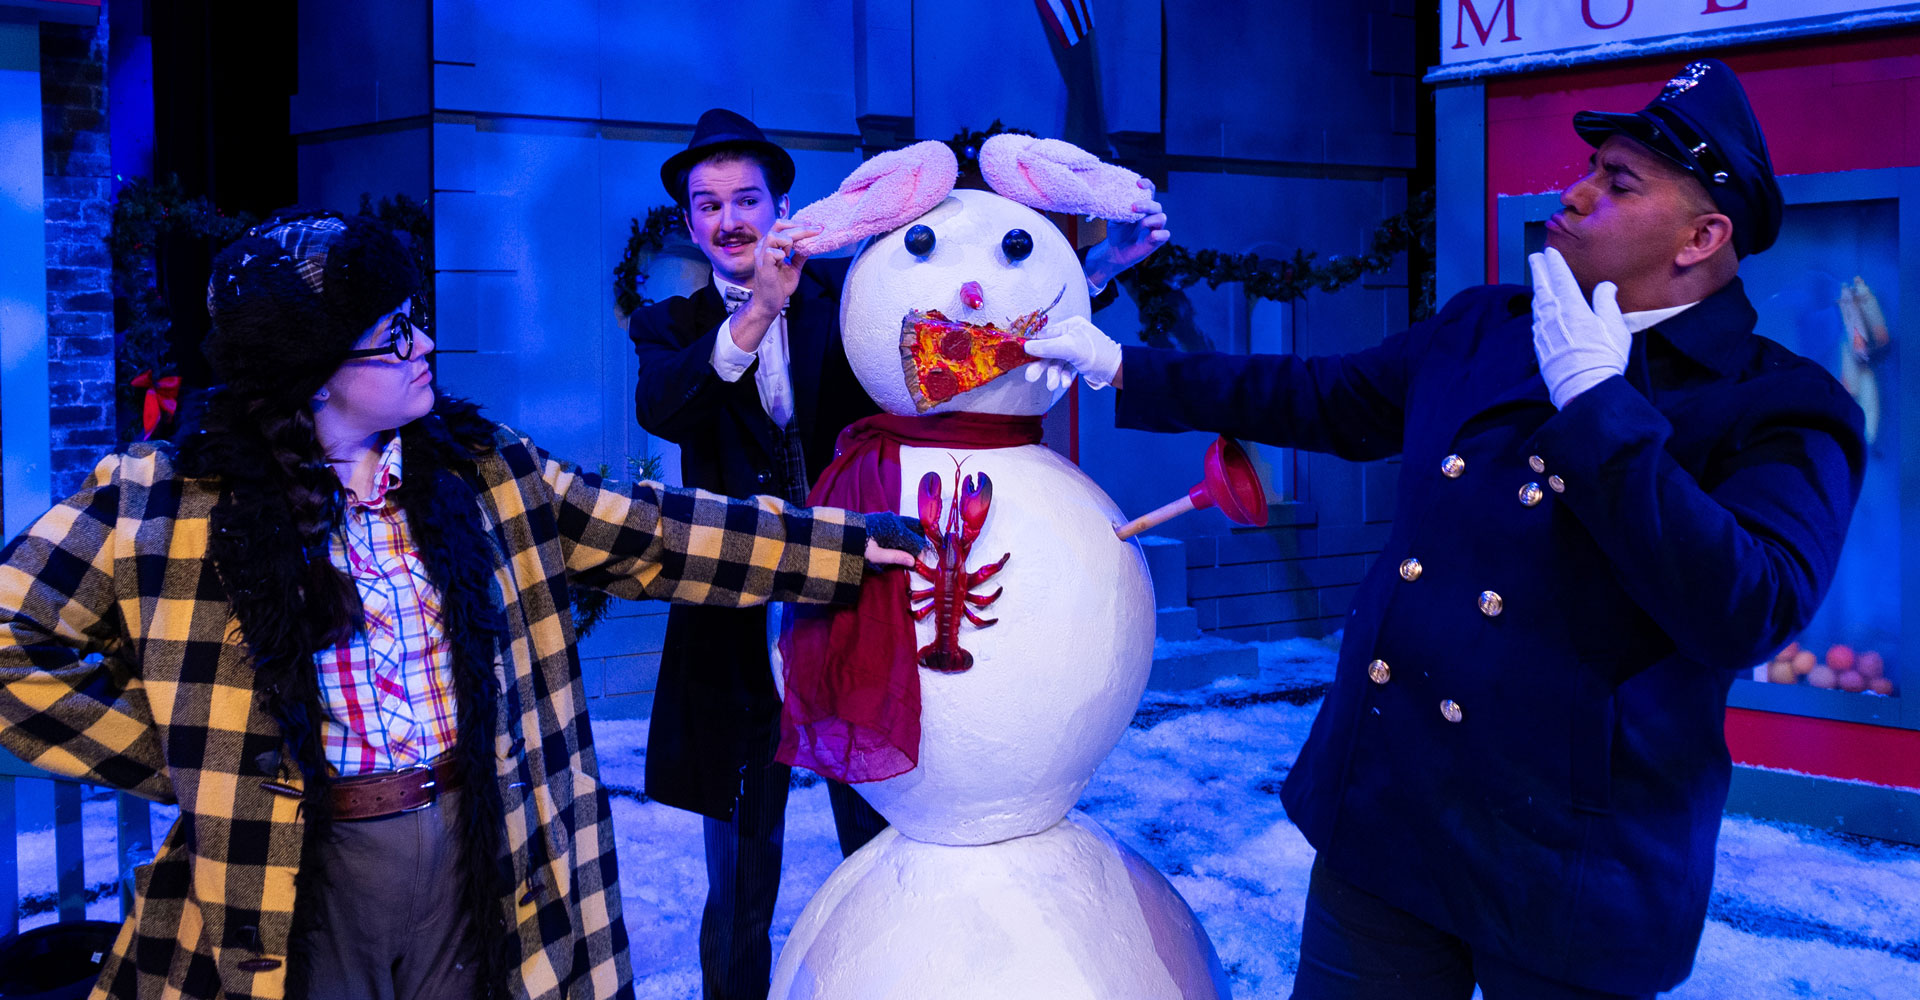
593, 635, 1920, 999
14, 635, 1920, 997
11, 789, 176, 932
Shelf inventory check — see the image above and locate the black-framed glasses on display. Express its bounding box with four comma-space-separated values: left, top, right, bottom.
340, 308, 420, 362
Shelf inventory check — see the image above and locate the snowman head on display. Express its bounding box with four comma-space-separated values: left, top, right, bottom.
791, 135, 1149, 417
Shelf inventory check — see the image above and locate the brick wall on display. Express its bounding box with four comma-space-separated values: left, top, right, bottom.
41, 18, 115, 496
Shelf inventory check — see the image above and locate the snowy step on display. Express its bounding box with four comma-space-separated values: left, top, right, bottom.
1149, 635, 1258, 691
1158, 605, 1199, 641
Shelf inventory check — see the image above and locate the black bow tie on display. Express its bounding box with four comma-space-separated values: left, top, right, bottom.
720, 285, 786, 317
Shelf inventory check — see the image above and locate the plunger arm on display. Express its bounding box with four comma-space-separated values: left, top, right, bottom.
1113, 436, 1268, 541
1116, 492, 1200, 541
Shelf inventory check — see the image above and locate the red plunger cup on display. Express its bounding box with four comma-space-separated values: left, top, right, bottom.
1116, 436, 1269, 540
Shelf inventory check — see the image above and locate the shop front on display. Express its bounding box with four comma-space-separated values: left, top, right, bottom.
1432, 1, 1920, 844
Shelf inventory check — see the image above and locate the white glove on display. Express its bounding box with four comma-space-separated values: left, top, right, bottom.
1024, 315, 1122, 390
1022, 358, 1078, 392
1528, 247, 1629, 409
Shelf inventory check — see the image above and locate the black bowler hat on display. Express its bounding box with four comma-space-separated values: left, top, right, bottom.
1573, 59, 1784, 258
659, 108, 796, 207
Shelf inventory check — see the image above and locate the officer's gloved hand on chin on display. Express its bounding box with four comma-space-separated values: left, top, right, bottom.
862, 512, 931, 569
1529, 248, 1631, 409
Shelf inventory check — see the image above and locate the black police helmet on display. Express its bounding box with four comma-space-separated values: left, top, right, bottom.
1573, 59, 1784, 258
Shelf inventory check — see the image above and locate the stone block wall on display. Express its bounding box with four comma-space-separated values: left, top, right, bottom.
1184, 463, 1399, 643
40, 18, 114, 496
574, 602, 669, 720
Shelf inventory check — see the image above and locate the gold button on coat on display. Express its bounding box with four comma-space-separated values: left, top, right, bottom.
1368, 659, 1391, 684
1399, 558, 1423, 581
1548, 475, 1565, 493
1440, 699, 1464, 723
1441, 454, 1466, 478
1529, 454, 1546, 473
1518, 482, 1543, 507
1478, 590, 1504, 616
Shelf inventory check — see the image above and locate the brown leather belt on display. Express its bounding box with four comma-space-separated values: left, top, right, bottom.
330, 756, 462, 821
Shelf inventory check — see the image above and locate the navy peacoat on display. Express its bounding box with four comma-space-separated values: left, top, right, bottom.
1115, 277, 1865, 993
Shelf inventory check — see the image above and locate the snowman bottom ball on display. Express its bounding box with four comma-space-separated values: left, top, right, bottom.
769, 811, 1229, 1000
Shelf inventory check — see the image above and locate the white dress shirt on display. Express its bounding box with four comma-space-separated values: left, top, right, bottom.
708, 275, 796, 428
1621, 301, 1698, 334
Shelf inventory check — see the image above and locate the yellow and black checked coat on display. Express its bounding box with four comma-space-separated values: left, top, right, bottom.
0, 421, 870, 1000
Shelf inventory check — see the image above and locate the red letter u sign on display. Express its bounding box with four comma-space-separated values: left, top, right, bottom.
1583, 0, 1632, 29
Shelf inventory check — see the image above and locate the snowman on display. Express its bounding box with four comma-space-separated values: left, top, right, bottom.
765, 136, 1229, 1000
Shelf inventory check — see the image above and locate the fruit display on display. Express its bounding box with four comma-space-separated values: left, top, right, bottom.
1755, 642, 1898, 696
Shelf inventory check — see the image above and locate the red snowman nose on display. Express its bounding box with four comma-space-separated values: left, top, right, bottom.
961, 281, 985, 310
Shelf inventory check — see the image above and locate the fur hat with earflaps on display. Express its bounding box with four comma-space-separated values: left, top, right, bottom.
203, 209, 422, 404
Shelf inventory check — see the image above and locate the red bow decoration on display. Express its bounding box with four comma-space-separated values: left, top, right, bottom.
129, 370, 181, 439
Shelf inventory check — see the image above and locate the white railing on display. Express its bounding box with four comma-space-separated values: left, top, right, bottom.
0, 748, 150, 935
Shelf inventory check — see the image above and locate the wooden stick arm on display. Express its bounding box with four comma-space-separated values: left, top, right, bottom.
1115, 494, 1198, 541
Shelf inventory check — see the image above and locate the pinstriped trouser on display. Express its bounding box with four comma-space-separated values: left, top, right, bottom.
699, 761, 887, 1000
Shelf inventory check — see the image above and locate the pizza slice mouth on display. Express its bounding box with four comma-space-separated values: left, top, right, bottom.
900, 287, 1066, 412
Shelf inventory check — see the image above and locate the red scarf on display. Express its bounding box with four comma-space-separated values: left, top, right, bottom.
777, 412, 1045, 783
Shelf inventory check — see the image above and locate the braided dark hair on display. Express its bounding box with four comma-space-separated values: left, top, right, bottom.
265, 405, 362, 647
183, 388, 362, 647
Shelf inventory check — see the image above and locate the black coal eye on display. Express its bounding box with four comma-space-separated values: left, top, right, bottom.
904, 224, 936, 257
1001, 229, 1034, 261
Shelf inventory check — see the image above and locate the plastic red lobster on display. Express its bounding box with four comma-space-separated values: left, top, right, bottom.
910, 463, 1010, 673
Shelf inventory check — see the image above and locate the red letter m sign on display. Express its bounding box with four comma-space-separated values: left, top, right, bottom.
1453, 0, 1520, 49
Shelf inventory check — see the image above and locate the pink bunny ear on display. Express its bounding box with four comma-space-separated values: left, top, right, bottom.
978, 134, 1147, 221
790, 141, 958, 256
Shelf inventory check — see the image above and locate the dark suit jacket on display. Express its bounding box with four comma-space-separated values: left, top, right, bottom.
1115, 279, 1865, 993
629, 257, 879, 820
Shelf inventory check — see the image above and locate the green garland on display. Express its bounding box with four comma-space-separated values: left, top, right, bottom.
944, 121, 1435, 347
109, 177, 256, 442
612, 205, 686, 318
1116, 190, 1435, 350
109, 179, 434, 443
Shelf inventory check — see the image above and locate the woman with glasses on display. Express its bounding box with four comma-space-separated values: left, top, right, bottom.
0, 210, 925, 1000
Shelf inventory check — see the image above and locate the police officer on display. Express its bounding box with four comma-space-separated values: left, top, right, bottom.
1027, 59, 1864, 999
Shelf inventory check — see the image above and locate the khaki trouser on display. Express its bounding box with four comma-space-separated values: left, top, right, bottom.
302, 788, 478, 1000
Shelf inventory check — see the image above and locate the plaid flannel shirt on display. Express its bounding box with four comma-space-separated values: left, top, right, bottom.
316, 433, 459, 776
0, 421, 869, 1000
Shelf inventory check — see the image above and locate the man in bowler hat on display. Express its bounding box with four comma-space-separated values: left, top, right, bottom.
629, 108, 1170, 1000
1028, 60, 1864, 998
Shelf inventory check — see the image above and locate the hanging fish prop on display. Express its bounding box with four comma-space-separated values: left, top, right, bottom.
1837, 277, 1890, 448
1852, 275, 1892, 356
